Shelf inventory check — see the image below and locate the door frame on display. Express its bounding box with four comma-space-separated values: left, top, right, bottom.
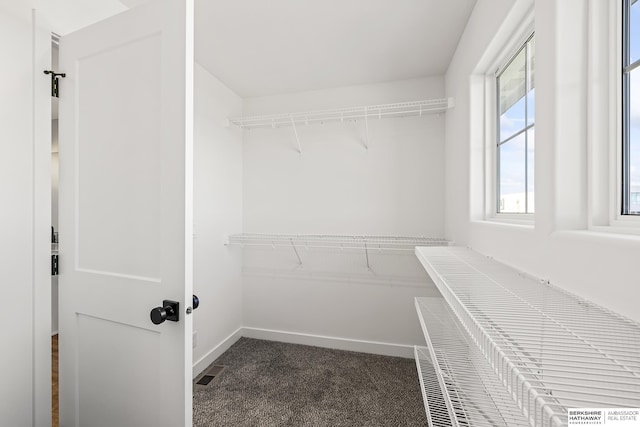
34, 8, 53, 427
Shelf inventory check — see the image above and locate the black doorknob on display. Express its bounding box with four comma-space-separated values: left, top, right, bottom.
150, 300, 179, 325
193, 294, 200, 310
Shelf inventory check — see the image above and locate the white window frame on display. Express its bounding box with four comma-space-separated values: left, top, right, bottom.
621, 0, 639, 216
482, 17, 535, 225
496, 33, 535, 216
589, 0, 640, 234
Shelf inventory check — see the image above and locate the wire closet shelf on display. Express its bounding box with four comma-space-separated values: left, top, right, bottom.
415, 246, 640, 427
414, 346, 453, 427
226, 233, 449, 251
415, 298, 531, 427
227, 98, 453, 130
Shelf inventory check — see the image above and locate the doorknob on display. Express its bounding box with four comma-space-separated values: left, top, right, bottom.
192, 295, 199, 310
150, 300, 179, 325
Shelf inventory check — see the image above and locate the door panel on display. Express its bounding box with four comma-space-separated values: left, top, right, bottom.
76, 314, 161, 426
75, 33, 162, 280
58, 1, 194, 426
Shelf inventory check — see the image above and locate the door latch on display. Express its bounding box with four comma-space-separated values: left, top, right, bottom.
186, 295, 200, 314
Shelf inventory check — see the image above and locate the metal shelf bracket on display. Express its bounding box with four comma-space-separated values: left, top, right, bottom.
290, 115, 302, 155
289, 238, 302, 265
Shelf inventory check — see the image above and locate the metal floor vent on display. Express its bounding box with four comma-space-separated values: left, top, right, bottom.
195, 365, 226, 388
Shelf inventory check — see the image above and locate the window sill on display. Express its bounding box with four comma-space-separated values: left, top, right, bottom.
590, 218, 640, 236
552, 229, 640, 245
483, 214, 534, 227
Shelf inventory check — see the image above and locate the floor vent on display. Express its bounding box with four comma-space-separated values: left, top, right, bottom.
195, 365, 226, 388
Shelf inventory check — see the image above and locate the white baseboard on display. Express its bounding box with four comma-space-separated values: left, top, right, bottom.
192, 327, 243, 379
192, 327, 415, 376
241, 327, 414, 359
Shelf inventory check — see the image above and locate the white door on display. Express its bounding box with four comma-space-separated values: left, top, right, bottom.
58, 1, 194, 426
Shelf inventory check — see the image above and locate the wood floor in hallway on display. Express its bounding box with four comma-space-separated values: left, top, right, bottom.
52, 334, 58, 427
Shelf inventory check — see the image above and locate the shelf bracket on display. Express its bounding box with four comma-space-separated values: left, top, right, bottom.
363, 107, 370, 150
364, 242, 371, 270
290, 239, 302, 265
290, 115, 302, 155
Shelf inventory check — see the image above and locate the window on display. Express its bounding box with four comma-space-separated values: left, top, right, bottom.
496, 34, 535, 214
623, 0, 640, 214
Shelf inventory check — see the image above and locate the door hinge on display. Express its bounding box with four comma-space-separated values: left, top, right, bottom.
43, 70, 66, 98
51, 254, 59, 276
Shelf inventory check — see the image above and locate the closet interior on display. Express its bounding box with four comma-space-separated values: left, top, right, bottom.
36, 1, 639, 425
188, 2, 640, 423
191, 66, 452, 371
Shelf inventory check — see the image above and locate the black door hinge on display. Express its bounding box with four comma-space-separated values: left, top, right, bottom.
51, 254, 59, 276
44, 70, 66, 98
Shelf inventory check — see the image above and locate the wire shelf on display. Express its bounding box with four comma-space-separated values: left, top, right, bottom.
414, 346, 455, 427
415, 298, 531, 427
226, 233, 449, 251
415, 246, 640, 427
227, 98, 453, 130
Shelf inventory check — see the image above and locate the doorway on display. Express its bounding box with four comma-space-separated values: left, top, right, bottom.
1, 2, 194, 425
51, 32, 60, 427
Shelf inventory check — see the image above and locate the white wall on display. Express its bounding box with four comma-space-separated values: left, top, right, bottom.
243, 77, 446, 236
241, 78, 446, 355
445, 0, 640, 322
192, 63, 244, 375
241, 247, 440, 356
444, 0, 516, 245
0, 5, 51, 426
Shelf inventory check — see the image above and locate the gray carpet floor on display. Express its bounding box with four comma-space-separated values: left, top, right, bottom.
193, 338, 428, 427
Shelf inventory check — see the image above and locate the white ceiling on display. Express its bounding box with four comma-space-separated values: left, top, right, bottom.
195, 0, 477, 98
10, 0, 477, 99
25, 0, 126, 35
